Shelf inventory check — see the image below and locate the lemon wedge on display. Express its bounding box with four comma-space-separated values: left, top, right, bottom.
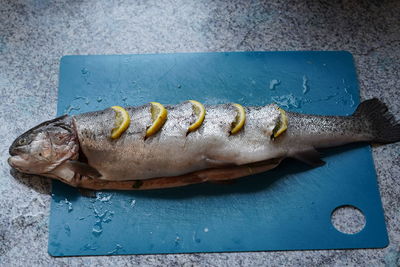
273, 107, 288, 138
111, 106, 131, 139
146, 102, 168, 137
230, 103, 246, 134
188, 100, 206, 133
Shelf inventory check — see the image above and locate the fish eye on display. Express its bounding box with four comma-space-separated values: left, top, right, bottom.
18, 138, 27, 146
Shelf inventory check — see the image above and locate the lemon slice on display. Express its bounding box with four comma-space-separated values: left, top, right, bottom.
188, 100, 206, 133
273, 107, 288, 138
230, 103, 246, 134
111, 106, 131, 139
146, 102, 168, 137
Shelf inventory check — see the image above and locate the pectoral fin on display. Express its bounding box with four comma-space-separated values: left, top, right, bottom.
67, 160, 102, 179
292, 148, 325, 167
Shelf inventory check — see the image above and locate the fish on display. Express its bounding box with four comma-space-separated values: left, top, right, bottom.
8, 98, 400, 190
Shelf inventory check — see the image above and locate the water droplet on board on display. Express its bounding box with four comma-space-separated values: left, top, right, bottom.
102, 211, 114, 223
107, 244, 123, 255
322, 93, 338, 101
130, 200, 136, 207
81, 68, 89, 75
90, 205, 115, 237
204, 228, 209, 233
64, 224, 71, 236
65, 105, 80, 114
92, 225, 103, 237
73, 96, 90, 105
302, 75, 309, 94
344, 87, 355, 107
96, 192, 113, 202
59, 198, 73, 212
83, 243, 98, 251
271, 94, 302, 109
96, 97, 103, 103
269, 79, 280, 90
192, 231, 201, 243
175, 235, 181, 247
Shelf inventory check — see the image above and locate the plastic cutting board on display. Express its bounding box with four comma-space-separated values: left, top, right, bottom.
48, 51, 388, 256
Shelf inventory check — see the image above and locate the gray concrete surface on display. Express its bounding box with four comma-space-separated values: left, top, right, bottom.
1, 0, 399, 266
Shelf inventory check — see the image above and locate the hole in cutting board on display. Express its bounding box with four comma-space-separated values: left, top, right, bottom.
331, 205, 366, 234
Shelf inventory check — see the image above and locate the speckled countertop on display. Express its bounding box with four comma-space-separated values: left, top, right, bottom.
1, 0, 399, 266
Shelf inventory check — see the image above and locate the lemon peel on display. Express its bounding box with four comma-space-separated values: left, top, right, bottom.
273, 107, 288, 138
231, 103, 246, 134
146, 102, 168, 137
187, 100, 206, 133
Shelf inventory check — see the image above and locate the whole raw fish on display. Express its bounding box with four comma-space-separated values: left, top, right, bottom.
8, 99, 400, 190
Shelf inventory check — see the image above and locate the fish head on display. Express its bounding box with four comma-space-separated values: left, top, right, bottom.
8, 116, 79, 175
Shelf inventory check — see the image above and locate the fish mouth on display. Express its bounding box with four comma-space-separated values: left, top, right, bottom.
8, 156, 21, 168
8, 155, 29, 172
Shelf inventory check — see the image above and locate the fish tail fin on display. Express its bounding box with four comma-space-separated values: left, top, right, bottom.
353, 98, 400, 144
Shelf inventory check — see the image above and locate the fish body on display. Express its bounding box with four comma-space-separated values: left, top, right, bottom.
8, 99, 400, 190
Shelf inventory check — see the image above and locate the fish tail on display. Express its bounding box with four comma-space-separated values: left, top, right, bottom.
353, 98, 400, 144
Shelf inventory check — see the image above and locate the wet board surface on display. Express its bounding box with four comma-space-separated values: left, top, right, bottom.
49, 51, 388, 256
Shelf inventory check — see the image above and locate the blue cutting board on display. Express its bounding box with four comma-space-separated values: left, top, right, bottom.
49, 51, 388, 256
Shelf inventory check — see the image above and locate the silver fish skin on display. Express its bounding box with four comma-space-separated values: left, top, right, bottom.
73, 102, 282, 181
8, 99, 400, 186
